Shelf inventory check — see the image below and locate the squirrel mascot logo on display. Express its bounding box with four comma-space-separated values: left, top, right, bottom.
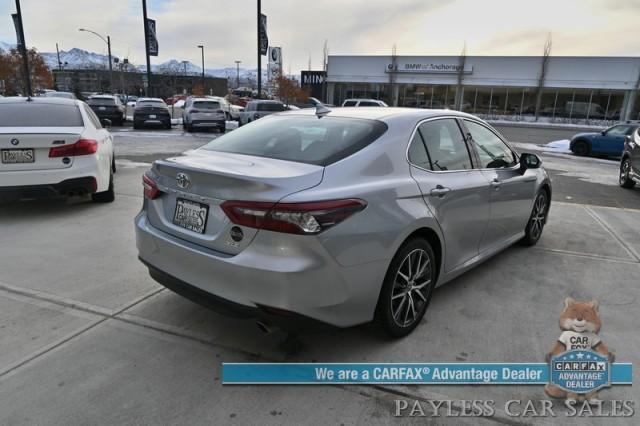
545, 297, 614, 403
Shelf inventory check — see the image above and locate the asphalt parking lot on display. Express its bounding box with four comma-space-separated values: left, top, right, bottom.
1, 124, 639, 425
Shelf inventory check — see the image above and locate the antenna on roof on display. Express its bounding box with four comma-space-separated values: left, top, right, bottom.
315, 103, 331, 118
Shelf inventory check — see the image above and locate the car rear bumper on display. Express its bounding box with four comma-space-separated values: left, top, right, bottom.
135, 211, 387, 328
191, 120, 225, 128
0, 176, 97, 201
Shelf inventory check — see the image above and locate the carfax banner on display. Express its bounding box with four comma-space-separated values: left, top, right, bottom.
222, 362, 632, 385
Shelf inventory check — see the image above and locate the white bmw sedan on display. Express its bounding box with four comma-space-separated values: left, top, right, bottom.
0, 97, 115, 202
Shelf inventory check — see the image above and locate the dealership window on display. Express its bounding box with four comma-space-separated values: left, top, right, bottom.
334, 83, 392, 107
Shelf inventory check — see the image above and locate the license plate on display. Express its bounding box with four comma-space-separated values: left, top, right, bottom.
173, 198, 209, 234
149, 114, 156, 119
99, 106, 106, 110
1, 149, 34, 164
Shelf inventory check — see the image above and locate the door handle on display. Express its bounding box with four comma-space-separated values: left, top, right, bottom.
490, 179, 502, 188
429, 185, 451, 197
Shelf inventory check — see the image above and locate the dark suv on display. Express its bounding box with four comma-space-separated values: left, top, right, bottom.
87, 95, 126, 126
620, 126, 640, 189
133, 98, 172, 129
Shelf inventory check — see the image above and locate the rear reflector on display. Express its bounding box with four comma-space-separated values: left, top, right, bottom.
142, 173, 160, 200
221, 199, 366, 235
49, 139, 98, 158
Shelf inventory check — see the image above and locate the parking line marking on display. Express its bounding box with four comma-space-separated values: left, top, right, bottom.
584, 206, 640, 263
0, 285, 165, 379
0, 281, 114, 317
532, 247, 640, 265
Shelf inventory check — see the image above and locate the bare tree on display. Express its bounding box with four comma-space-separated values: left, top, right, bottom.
388, 43, 398, 105
455, 42, 467, 110
321, 40, 329, 102
534, 33, 552, 121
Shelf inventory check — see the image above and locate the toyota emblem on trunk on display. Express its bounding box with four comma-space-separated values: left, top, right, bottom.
176, 173, 191, 189
10, 138, 19, 146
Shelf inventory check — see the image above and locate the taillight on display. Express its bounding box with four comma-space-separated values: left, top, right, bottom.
48, 139, 98, 158
142, 173, 160, 200
221, 199, 366, 235
190, 109, 200, 113
216, 109, 224, 114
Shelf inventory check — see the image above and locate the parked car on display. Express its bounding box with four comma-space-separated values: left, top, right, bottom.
565, 102, 605, 119
341, 98, 388, 107
296, 97, 332, 109
619, 126, 640, 189
45, 91, 77, 100
135, 108, 551, 336
126, 96, 138, 108
166, 94, 188, 106
570, 122, 640, 157
229, 104, 244, 121
0, 97, 115, 202
239, 100, 286, 125
133, 98, 172, 130
87, 95, 126, 126
182, 98, 226, 133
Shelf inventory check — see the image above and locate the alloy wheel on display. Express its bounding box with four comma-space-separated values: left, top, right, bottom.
530, 193, 547, 240
391, 248, 432, 328
620, 160, 630, 185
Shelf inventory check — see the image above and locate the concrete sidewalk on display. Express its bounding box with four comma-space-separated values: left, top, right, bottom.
0, 166, 638, 425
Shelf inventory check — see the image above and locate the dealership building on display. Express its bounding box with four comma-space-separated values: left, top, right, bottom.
325, 55, 640, 123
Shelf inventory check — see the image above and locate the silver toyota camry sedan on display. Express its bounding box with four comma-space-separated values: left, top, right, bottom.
135, 107, 551, 336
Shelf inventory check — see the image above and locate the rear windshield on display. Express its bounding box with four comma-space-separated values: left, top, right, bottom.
200, 115, 387, 166
137, 101, 166, 107
88, 98, 116, 106
193, 101, 220, 110
256, 103, 285, 112
0, 103, 84, 127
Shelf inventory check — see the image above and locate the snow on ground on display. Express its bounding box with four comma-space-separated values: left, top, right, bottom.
486, 117, 609, 130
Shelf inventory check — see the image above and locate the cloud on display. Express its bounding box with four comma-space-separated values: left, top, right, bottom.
1, 0, 638, 75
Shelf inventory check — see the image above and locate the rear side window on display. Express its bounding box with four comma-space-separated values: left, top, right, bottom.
408, 132, 431, 170
83, 105, 102, 129
343, 101, 357, 107
0, 103, 84, 127
256, 103, 285, 112
201, 115, 387, 166
417, 119, 472, 171
193, 101, 220, 109
359, 101, 380, 107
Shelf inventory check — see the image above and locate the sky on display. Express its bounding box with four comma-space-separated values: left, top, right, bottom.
1, 0, 639, 73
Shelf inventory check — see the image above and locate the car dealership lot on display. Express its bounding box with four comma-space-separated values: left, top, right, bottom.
1, 128, 639, 424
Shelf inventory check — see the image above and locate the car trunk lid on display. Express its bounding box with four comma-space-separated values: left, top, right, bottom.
0, 128, 83, 171
146, 149, 324, 254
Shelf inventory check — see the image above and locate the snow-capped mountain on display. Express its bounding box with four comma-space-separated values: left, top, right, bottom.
1, 40, 267, 80
40, 48, 118, 70
0, 41, 15, 52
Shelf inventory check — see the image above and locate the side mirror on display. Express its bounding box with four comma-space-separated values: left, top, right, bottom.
100, 118, 112, 128
519, 152, 541, 174
601, 130, 606, 136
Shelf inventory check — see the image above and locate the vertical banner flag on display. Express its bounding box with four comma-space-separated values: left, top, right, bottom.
268, 47, 282, 79
146, 19, 158, 56
11, 14, 24, 49
259, 14, 268, 56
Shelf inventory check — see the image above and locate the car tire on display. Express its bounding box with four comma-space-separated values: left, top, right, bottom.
619, 158, 636, 189
111, 157, 116, 174
165, 121, 172, 130
92, 169, 115, 203
133, 122, 140, 130
374, 238, 437, 338
186, 123, 192, 133
520, 190, 549, 246
572, 140, 590, 157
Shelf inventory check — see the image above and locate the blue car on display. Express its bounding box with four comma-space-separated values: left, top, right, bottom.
570, 122, 640, 157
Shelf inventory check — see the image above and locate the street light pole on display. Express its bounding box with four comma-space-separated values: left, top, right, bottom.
78, 28, 113, 93
14, 0, 32, 96
235, 60, 241, 88
198, 45, 205, 95
257, 0, 261, 98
